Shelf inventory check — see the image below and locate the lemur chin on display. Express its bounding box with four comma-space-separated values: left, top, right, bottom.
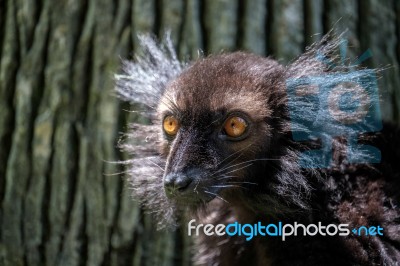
115, 34, 400, 265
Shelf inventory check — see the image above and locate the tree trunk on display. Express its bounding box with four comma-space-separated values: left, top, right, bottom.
0, 0, 399, 265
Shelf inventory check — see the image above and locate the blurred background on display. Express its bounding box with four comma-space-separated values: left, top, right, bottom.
0, 0, 399, 265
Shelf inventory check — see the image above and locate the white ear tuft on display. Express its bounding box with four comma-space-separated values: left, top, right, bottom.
115, 32, 185, 115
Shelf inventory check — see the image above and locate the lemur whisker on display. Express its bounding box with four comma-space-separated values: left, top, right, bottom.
226, 181, 258, 185
206, 117, 223, 129
216, 143, 253, 167
103, 170, 130, 176
216, 175, 238, 180
146, 158, 165, 172
210, 185, 249, 190
204, 190, 229, 203
214, 158, 279, 175
222, 164, 254, 176
193, 179, 200, 194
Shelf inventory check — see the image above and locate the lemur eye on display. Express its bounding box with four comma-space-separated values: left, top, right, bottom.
163, 115, 179, 135
223, 116, 248, 138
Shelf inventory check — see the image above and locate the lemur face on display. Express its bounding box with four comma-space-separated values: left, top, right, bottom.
157, 52, 285, 206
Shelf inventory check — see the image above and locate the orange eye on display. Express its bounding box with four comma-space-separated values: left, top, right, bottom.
223, 116, 248, 138
163, 116, 179, 135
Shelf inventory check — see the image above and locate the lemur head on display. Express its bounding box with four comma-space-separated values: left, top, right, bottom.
158, 53, 287, 206
116, 34, 350, 226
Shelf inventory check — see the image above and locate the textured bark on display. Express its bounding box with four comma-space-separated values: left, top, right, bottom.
0, 0, 399, 265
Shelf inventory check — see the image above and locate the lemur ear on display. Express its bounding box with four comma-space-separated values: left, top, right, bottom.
115, 32, 184, 118
285, 33, 382, 169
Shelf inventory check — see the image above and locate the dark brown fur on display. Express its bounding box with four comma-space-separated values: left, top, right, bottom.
116, 35, 400, 265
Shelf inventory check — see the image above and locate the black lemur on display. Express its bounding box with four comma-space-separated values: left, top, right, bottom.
115, 34, 400, 265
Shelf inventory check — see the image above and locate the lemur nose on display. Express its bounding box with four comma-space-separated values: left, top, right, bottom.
164, 173, 192, 196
